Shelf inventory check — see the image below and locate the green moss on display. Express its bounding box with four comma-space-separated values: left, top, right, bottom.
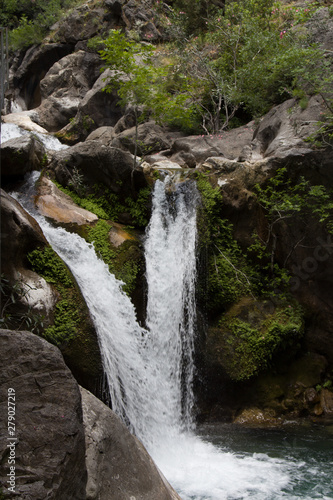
55, 181, 151, 228
86, 220, 116, 263
43, 291, 79, 345
218, 300, 304, 381
27, 246, 81, 346
125, 187, 151, 227
27, 246, 73, 287
196, 174, 258, 314
86, 220, 142, 297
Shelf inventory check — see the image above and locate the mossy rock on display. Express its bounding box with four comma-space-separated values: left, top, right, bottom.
27, 245, 103, 392
206, 297, 304, 382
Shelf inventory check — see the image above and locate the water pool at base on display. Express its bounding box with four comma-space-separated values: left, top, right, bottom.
163, 422, 333, 500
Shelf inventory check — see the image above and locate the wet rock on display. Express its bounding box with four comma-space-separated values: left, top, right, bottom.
2, 111, 49, 134
320, 389, 333, 415
233, 408, 283, 427
0, 329, 87, 499
0, 190, 46, 278
36, 176, 98, 225
1, 135, 46, 183
80, 387, 181, 500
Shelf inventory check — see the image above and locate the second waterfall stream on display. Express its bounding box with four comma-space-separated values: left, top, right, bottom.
13, 172, 297, 500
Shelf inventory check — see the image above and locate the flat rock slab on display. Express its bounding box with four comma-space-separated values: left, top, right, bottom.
36, 176, 98, 225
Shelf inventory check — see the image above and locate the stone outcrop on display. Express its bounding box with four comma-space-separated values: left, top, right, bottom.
81, 387, 181, 500
10, 43, 73, 109
49, 140, 147, 198
36, 51, 102, 132
36, 176, 98, 225
0, 190, 46, 278
1, 135, 46, 184
0, 329, 87, 499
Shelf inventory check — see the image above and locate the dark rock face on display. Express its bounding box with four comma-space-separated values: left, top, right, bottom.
81, 387, 181, 500
36, 51, 102, 132
0, 329, 87, 499
1, 136, 46, 184
12, 43, 73, 109
50, 141, 147, 197
0, 190, 46, 278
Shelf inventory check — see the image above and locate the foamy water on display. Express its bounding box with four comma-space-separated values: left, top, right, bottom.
1, 122, 68, 150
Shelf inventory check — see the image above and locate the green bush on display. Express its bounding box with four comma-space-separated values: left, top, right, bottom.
3, 0, 81, 50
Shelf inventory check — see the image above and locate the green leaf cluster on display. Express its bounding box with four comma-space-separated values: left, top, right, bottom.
99, 29, 199, 132
2, 0, 81, 50
159, 0, 328, 132
254, 168, 333, 229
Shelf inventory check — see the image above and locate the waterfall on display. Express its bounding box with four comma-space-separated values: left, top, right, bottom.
12, 173, 200, 446
12, 172, 305, 500
144, 177, 200, 433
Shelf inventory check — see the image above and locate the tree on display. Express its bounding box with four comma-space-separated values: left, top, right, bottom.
99, 29, 197, 170
165, 0, 325, 132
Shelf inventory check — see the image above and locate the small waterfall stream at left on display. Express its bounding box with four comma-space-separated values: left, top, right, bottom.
11, 169, 314, 500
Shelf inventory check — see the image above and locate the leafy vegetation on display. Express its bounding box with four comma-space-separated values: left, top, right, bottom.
99, 28, 198, 148
27, 246, 81, 345
1, 0, 82, 50
86, 220, 142, 297
249, 168, 333, 285
196, 174, 257, 313
218, 300, 304, 381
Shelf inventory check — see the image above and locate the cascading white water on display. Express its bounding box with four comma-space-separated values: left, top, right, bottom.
144, 177, 199, 435
13, 171, 317, 500
1, 122, 68, 150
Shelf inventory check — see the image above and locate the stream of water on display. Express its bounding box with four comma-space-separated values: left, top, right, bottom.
10, 162, 333, 499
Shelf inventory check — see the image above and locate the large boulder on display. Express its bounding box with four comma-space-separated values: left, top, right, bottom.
49, 141, 147, 198
0, 190, 46, 278
36, 51, 102, 132
55, 69, 123, 143
80, 387, 181, 500
252, 96, 326, 159
168, 121, 255, 166
52, 3, 116, 46
1, 135, 46, 184
78, 69, 123, 128
111, 121, 172, 156
11, 43, 73, 109
0, 329, 87, 499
